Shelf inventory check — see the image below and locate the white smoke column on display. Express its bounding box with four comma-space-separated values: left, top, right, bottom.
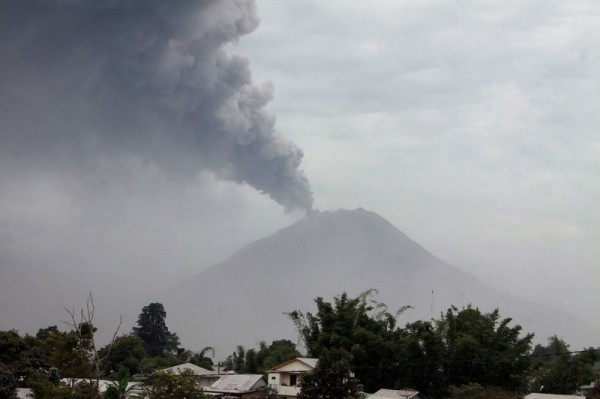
0, 0, 313, 212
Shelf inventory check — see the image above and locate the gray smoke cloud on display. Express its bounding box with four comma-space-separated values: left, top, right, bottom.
0, 0, 313, 212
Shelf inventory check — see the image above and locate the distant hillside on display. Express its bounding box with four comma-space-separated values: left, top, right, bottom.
157, 208, 598, 356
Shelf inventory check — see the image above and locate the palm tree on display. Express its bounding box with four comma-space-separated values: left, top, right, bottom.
103, 377, 139, 399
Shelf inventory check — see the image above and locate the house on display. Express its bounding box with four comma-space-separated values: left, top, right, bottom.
524, 394, 585, 399
161, 362, 214, 376
159, 363, 224, 387
204, 373, 267, 399
370, 388, 426, 399
267, 357, 318, 398
154, 364, 266, 398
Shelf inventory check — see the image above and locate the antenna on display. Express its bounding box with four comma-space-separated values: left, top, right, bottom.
430, 289, 434, 319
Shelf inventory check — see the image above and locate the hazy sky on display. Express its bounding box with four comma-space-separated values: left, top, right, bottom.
0, 0, 598, 347
232, 0, 600, 329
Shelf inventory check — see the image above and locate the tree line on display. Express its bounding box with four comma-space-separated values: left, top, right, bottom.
0, 296, 301, 399
0, 298, 212, 399
288, 289, 599, 398
0, 290, 598, 399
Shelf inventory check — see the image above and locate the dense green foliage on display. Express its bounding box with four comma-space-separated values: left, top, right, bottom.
143, 370, 207, 399
0, 330, 28, 365
288, 290, 407, 391
133, 303, 180, 357
289, 291, 535, 396
530, 336, 599, 394
1, 293, 598, 399
298, 348, 363, 399
0, 301, 216, 398
396, 320, 446, 396
103, 377, 137, 399
98, 335, 146, 377
448, 383, 485, 399
0, 325, 94, 393
437, 305, 533, 391
223, 339, 301, 373
0, 365, 19, 399
28, 373, 102, 399
189, 346, 215, 370
0, 329, 29, 399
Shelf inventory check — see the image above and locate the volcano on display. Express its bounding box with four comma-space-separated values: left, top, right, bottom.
157, 208, 597, 355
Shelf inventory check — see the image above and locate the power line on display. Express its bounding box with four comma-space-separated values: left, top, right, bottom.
350, 348, 600, 370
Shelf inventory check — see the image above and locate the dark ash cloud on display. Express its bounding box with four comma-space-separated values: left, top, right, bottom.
0, 0, 313, 212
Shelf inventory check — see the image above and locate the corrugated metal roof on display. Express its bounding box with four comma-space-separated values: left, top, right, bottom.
160, 363, 214, 375
297, 358, 318, 369
371, 389, 421, 399
209, 374, 265, 393
525, 394, 585, 399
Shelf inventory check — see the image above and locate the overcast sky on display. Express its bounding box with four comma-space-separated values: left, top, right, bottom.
0, 0, 598, 346
232, 0, 600, 329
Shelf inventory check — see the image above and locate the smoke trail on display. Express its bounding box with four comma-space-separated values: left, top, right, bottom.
0, 0, 313, 212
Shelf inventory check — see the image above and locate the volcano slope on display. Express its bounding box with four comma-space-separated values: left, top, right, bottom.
157, 208, 598, 355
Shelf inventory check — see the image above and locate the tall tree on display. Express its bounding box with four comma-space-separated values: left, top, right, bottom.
189, 347, 215, 370
224, 339, 301, 374
288, 290, 409, 391
298, 348, 363, 399
234, 345, 246, 373
290, 292, 535, 397
133, 303, 180, 357
436, 305, 533, 391
244, 348, 258, 373
258, 339, 301, 372
396, 320, 446, 397
98, 335, 147, 377
530, 336, 599, 394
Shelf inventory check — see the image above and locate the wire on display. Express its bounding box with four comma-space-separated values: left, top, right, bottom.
349, 348, 600, 370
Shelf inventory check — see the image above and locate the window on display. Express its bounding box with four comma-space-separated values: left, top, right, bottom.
290, 375, 297, 386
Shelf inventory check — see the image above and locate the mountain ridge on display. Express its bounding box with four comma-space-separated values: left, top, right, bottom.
157, 208, 598, 356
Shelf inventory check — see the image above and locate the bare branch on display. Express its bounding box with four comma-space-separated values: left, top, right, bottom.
63, 292, 123, 387
98, 314, 123, 363
86, 292, 95, 323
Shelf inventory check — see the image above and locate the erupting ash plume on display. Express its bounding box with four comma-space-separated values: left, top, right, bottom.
0, 0, 313, 212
